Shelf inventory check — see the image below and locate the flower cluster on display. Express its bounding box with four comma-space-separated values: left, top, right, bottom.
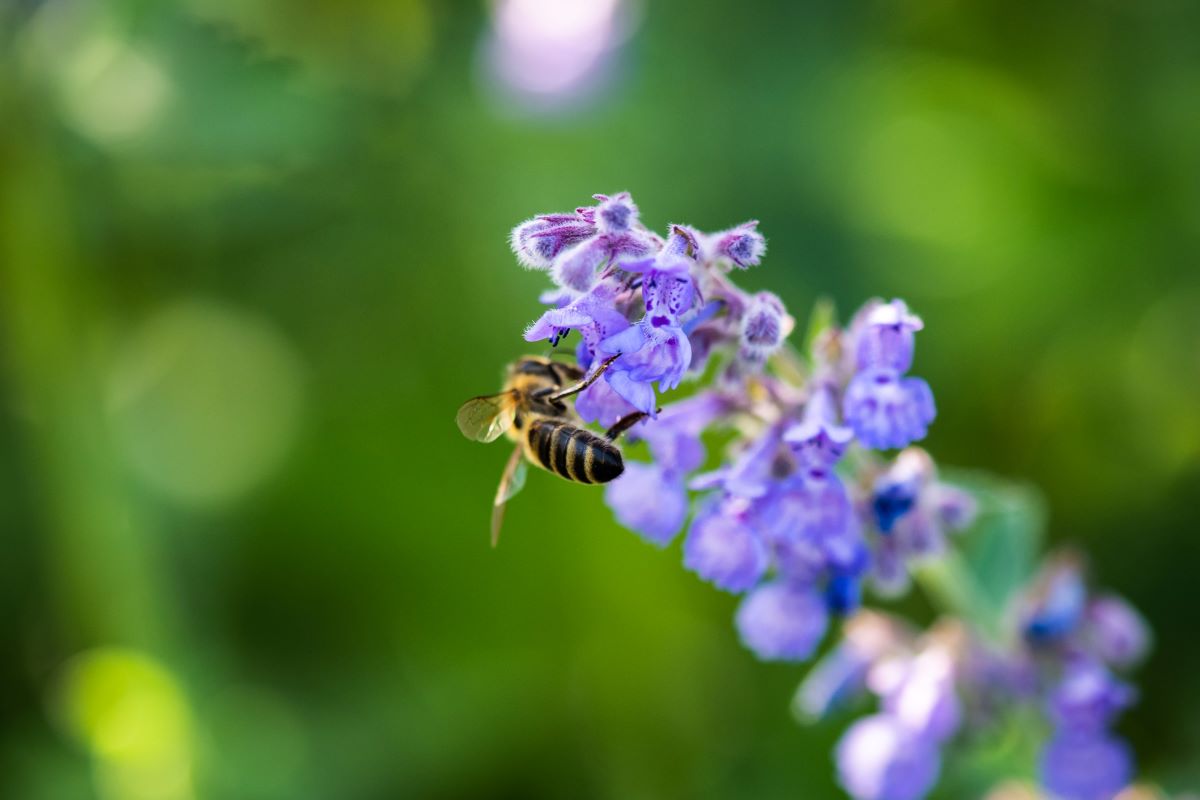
1022, 556, 1149, 800
797, 555, 1150, 800
504, 193, 1154, 800
516, 192, 768, 427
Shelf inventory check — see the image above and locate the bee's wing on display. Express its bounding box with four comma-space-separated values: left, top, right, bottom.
491, 443, 528, 547
456, 392, 517, 443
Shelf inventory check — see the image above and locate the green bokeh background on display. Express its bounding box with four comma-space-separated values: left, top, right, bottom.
2, 1, 1198, 798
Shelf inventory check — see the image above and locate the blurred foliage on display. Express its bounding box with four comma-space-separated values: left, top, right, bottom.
915, 471, 1046, 641
1, 0, 1199, 798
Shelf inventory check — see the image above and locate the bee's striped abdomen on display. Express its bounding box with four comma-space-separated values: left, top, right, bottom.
526, 420, 624, 484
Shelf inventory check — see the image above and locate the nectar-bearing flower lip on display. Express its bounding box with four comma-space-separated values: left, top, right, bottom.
489, 192, 1153, 800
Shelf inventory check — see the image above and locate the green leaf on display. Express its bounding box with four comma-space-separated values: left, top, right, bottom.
915, 471, 1046, 640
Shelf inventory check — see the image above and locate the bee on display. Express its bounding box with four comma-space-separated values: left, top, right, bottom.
456, 354, 647, 545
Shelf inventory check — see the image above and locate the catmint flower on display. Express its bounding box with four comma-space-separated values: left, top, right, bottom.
593, 192, 638, 234
525, 280, 631, 352
736, 580, 829, 661
1039, 733, 1133, 800
836, 714, 941, 800
633, 392, 726, 473
856, 299, 924, 374
622, 249, 698, 324
500, 195, 1159, 800
843, 299, 935, 450
1085, 595, 1151, 669
510, 213, 594, 269
1047, 661, 1134, 736
876, 649, 962, 743
591, 246, 700, 412
607, 369, 660, 419
870, 534, 912, 598
604, 393, 729, 544
866, 450, 976, 581
597, 323, 691, 412
770, 525, 828, 585
869, 448, 931, 534
771, 471, 863, 574
553, 237, 612, 291
797, 643, 874, 720
604, 462, 688, 546
1021, 557, 1087, 645
683, 497, 769, 592
739, 291, 790, 364
826, 573, 864, 615
694, 424, 785, 501
525, 194, 653, 292
872, 480, 918, 535
785, 381, 855, 469
707, 220, 767, 269
796, 612, 904, 721
574, 372, 639, 428
843, 369, 936, 450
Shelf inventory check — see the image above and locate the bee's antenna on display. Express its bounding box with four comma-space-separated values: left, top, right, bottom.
547, 354, 619, 402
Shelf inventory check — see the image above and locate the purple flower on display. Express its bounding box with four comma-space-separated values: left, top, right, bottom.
523, 194, 653, 292
621, 250, 698, 324
525, 280, 631, 353
870, 535, 912, 598
739, 291, 790, 364
683, 498, 769, 592
836, 714, 941, 800
770, 471, 863, 574
872, 481, 918, 535
784, 382, 855, 469
707, 220, 767, 268
605, 462, 689, 546
770, 528, 827, 584
596, 322, 692, 413
1022, 558, 1087, 644
869, 451, 974, 571
797, 644, 873, 720
593, 192, 638, 234
877, 650, 962, 743
698, 425, 785, 500
842, 298, 935, 451
510, 213, 594, 270
633, 392, 726, 473
607, 369, 659, 417
869, 448, 933, 534
1039, 733, 1133, 800
856, 299, 924, 373
735, 580, 829, 661
843, 369, 936, 450
574, 369, 640, 427
826, 573, 863, 615
1085, 595, 1151, 669
1048, 661, 1134, 736
795, 613, 902, 721
583, 242, 700, 412
499, 198, 1166, 800
551, 237, 611, 292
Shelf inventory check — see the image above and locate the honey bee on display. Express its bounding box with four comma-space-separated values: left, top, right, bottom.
456, 354, 647, 545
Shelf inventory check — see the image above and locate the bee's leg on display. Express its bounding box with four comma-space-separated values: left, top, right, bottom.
605, 410, 657, 441
546, 354, 620, 402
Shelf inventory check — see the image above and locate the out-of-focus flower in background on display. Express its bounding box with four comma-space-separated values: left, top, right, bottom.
479, 0, 642, 113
